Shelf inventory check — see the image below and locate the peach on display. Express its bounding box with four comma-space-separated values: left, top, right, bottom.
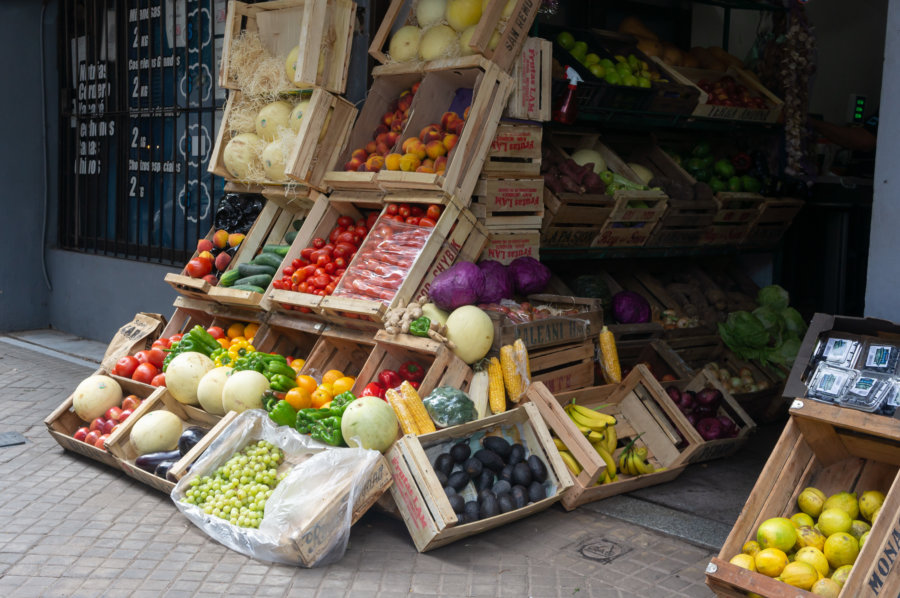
401, 137, 419, 154
433, 155, 448, 173
356, 162, 368, 172
463, 105, 471, 119
227, 233, 245, 248
399, 153, 421, 172
198, 250, 214, 263
441, 111, 460, 131
212, 229, 229, 249
419, 124, 442, 144
442, 133, 459, 152
450, 119, 465, 136
366, 154, 385, 172
384, 153, 403, 171
415, 165, 436, 173
382, 111, 395, 127
375, 132, 393, 147
397, 92, 413, 112
364, 141, 377, 155
410, 140, 427, 161
391, 116, 405, 133
374, 124, 390, 137
376, 141, 392, 156
197, 238, 214, 253
344, 157, 364, 171
351, 148, 368, 162
388, 98, 400, 112
385, 131, 400, 147
425, 140, 447, 160
422, 158, 435, 170
411, 81, 421, 95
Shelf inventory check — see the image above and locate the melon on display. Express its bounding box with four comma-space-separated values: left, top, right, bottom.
255, 101, 293, 141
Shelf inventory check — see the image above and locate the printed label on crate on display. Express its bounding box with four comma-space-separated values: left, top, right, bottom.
481, 182, 543, 211
413, 219, 473, 303
535, 369, 590, 393
491, 129, 539, 155
594, 227, 652, 246
512, 319, 590, 348
719, 210, 757, 223
702, 105, 772, 122
618, 208, 662, 221
866, 512, 900, 595
389, 454, 428, 530
516, 45, 541, 117
482, 235, 538, 265
542, 229, 597, 247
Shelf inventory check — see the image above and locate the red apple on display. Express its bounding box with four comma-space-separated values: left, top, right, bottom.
122, 395, 141, 411
90, 418, 105, 432
196, 238, 214, 253
119, 409, 133, 423
105, 406, 123, 422
95, 434, 109, 450
102, 419, 116, 435
73, 427, 89, 442
85, 430, 101, 446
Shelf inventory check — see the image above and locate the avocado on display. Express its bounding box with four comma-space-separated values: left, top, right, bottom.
499, 464, 514, 483
511, 485, 528, 509
464, 500, 480, 522
448, 493, 465, 514
479, 495, 500, 519
728, 176, 743, 192
456, 512, 469, 525
476, 469, 495, 492
474, 448, 504, 473
463, 457, 484, 478
447, 471, 470, 492
714, 159, 735, 178
497, 493, 515, 514
433, 453, 454, 476
478, 489, 496, 504
444, 486, 456, 498
527, 455, 549, 483
508, 444, 526, 465
512, 462, 533, 486
528, 481, 547, 503
481, 436, 512, 459
450, 442, 471, 464
435, 470, 448, 487
491, 480, 512, 496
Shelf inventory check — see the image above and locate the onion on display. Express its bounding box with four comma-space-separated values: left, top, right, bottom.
693, 405, 716, 419
718, 416, 738, 438
696, 388, 722, 409
697, 417, 724, 440
666, 386, 681, 402
686, 412, 700, 427
679, 390, 696, 411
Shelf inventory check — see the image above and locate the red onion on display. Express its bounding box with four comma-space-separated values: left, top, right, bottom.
697, 417, 724, 440
693, 405, 716, 419
686, 412, 700, 427
666, 386, 681, 402
680, 390, 696, 411
696, 388, 722, 409
717, 416, 738, 438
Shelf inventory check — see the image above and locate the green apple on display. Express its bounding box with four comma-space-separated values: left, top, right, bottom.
637, 77, 651, 88
604, 70, 621, 85
588, 63, 606, 78
622, 73, 638, 87
600, 58, 615, 70
570, 41, 588, 61
556, 31, 575, 50
585, 53, 601, 66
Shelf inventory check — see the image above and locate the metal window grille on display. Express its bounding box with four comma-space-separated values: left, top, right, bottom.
59, 0, 227, 265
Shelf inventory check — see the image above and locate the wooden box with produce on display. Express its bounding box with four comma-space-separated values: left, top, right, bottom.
368, 0, 540, 72
668, 66, 784, 123
742, 198, 804, 249
529, 340, 596, 394
478, 230, 540, 265
625, 339, 694, 382
506, 37, 552, 122
482, 122, 542, 177
526, 366, 697, 511
249, 313, 325, 372
473, 177, 544, 217
104, 388, 224, 493
386, 399, 572, 552
412, 217, 490, 304
374, 58, 514, 202
484, 294, 603, 352
208, 89, 356, 192
45, 374, 161, 471
704, 415, 899, 598
707, 353, 788, 425
540, 187, 615, 248
220, 0, 356, 94
98, 312, 168, 374
657, 368, 756, 465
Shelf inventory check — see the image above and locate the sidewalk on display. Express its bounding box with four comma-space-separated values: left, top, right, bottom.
0, 332, 778, 597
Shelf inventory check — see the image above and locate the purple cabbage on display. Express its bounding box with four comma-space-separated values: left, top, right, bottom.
508, 256, 551, 295
611, 291, 651, 324
429, 261, 485, 311
477, 260, 514, 303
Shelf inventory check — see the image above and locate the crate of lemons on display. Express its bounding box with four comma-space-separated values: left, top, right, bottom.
728, 488, 885, 596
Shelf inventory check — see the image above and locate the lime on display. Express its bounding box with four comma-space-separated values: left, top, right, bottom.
588, 63, 605, 79
570, 41, 588, 61
600, 58, 615, 70
604, 70, 621, 85
627, 54, 641, 71
622, 74, 638, 87
637, 77, 651, 88
556, 31, 575, 50
585, 53, 600, 66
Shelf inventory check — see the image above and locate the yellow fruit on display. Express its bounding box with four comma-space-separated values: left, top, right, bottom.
742, 540, 761, 557
445, 0, 482, 32
848, 519, 871, 540
795, 546, 830, 578
859, 490, 885, 522
823, 492, 859, 520
824, 532, 859, 569
729, 553, 756, 571
872, 505, 882, 523
798, 487, 827, 518
795, 526, 827, 552
810, 577, 842, 597
791, 512, 815, 528
781, 561, 819, 590
294, 374, 318, 394
830, 564, 853, 586
243, 323, 259, 340
322, 370, 345, 385
757, 517, 798, 553
818, 508, 853, 537
331, 376, 355, 396
227, 322, 245, 339
859, 530, 870, 549
755, 547, 789, 577
388, 25, 421, 62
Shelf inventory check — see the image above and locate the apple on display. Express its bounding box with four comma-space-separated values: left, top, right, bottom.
94, 434, 109, 450
119, 409, 133, 422
105, 406, 123, 422
73, 427, 90, 442
85, 430, 101, 446
122, 395, 141, 411
101, 419, 116, 435
90, 418, 105, 432
196, 239, 214, 253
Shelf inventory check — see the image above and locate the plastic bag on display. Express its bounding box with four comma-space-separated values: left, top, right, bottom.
422, 386, 477, 428
171, 410, 383, 567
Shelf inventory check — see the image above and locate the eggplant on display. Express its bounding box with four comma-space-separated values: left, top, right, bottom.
135, 450, 182, 473
178, 427, 208, 457
155, 460, 177, 480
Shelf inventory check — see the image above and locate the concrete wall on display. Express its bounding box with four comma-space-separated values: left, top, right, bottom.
864, 0, 899, 319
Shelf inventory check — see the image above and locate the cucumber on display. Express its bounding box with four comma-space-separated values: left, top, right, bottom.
262, 244, 290, 257
237, 263, 276, 277
251, 252, 284, 269
219, 269, 243, 288
229, 284, 267, 294
232, 274, 273, 288
284, 230, 298, 244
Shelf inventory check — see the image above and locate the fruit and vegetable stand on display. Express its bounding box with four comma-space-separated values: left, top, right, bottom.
41, 1, 900, 591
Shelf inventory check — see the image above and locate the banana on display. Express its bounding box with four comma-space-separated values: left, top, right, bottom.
605, 425, 617, 455
626, 451, 643, 476
587, 430, 606, 444
559, 450, 582, 475
565, 408, 607, 432
553, 437, 568, 451
566, 403, 617, 427
633, 455, 655, 475
618, 451, 628, 473
593, 443, 617, 480
635, 446, 648, 460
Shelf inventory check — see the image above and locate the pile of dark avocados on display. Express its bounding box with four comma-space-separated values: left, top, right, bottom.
432, 434, 551, 525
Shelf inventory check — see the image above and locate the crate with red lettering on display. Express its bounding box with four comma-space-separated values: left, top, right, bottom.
479, 231, 540, 265
482, 123, 542, 177
385, 398, 572, 552
485, 294, 603, 352
506, 37, 552, 121
530, 340, 597, 394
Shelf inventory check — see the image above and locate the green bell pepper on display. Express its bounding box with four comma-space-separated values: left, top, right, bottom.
269, 374, 296, 393
310, 416, 343, 446
295, 408, 331, 434
409, 316, 431, 337
329, 392, 356, 416
268, 400, 298, 427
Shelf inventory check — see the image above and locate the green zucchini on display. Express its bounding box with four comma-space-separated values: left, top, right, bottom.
237, 263, 276, 277
229, 284, 267, 294
284, 230, 298, 244
232, 274, 273, 288
262, 244, 290, 257
251, 252, 284, 269
218, 269, 243, 288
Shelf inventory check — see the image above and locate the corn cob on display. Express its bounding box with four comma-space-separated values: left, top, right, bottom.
598, 326, 621, 384
400, 381, 435, 434
514, 339, 531, 379
500, 343, 528, 403
488, 357, 506, 414
385, 387, 418, 435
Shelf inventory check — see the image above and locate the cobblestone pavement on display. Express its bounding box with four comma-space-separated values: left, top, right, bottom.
0, 341, 716, 597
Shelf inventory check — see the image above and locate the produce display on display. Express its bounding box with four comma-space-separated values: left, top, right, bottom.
429, 257, 552, 313
542, 145, 652, 196
217, 241, 293, 295
555, 31, 663, 89
694, 75, 769, 110
616, 15, 745, 72
727, 487, 885, 593
180, 439, 286, 529
72, 390, 142, 450
134, 427, 208, 481
342, 81, 419, 172
360, 360, 426, 401
672, 141, 765, 193
431, 433, 551, 525
663, 384, 739, 440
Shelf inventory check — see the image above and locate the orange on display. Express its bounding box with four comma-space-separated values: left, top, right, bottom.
322, 370, 345, 385
227, 322, 245, 339
243, 322, 260, 340
289, 358, 306, 374
331, 376, 355, 395
310, 388, 332, 409
284, 387, 312, 410
295, 375, 318, 394
216, 338, 231, 349
317, 382, 334, 396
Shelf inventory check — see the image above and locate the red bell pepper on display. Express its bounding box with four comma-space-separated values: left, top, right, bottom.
399, 361, 425, 383
378, 369, 402, 390
361, 382, 386, 400
408, 380, 420, 390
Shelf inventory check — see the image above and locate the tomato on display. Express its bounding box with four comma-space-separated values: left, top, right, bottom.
316, 289, 327, 296
375, 224, 394, 237
324, 262, 336, 274
353, 233, 365, 245
298, 282, 309, 293
344, 225, 356, 234
282, 266, 295, 277
185, 258, 211, 278
426, 204, 442, 220
312, 275, 330, 288
405, 217, 420, 225
386, 204, 399, 215
418, 217, 436, 227
333, 243, 355, 259
114, 355, 139, 378
316, 254, 330, 267
356, 218, 367, 228
409, 205, 424, 217
398, 205, 411, 218
337, 216, 354, 228
151, 339, 169, 351
300, 247, 315, 261
324, 283, 336, 295
291, 258, 304, 269
146, 348, 166, 368
272, 280, 284, 290
354, 225, 368, 238
334, 257, 347, 269
134, 350, 153, 365
132, 362, 159, 384
206, 326, 226, 340
366, 212, 379, 229
314, 267, 327, 277
334, 268, 346, 278
336, 231, 355, 245
291, 269, 307, 284
150, 373, 166, 387
170, 333, 184, 342
312, 237, 326, 249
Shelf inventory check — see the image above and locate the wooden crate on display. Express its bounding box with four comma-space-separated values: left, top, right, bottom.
385, 399, 573, 552
375, 58, 514, 201
540, 187, 613, 247
608, 322, 666, 366
703, 193, 765, 245
626, 339, 695, 381
488, 294, 603, 352
664, 333, 723, 368
473, 177, 544, 214
742, 198, 804, 248
351, 331, 472, 398
163, 225, 221, 301
506, 37, 552, 121
44, 374, 160, 472
482, 123, 542, 177
171, 411, 393, 567
369, 0, 540, 72
264, 193, 385, 318
208, 89, 356, 192
669, 66, 784, 123
657, 368, 757, 465
704, 415, 900, 598
530, 340, 596, 394
412, 216, 490, 304
479, 230, 540, 265
471, 205, 542, 231
527, 366, 697, 511
250, 312, 325, 365
220, 0, 356, 94
207, 201, 306, 309
104, 389, 223, 493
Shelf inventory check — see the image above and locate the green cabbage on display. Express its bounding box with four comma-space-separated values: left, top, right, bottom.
752, 305, 784, 341
757, 285, 790, 311
766, 335, 802, 366
719, 311, 770, 352
781, 306, 807, 337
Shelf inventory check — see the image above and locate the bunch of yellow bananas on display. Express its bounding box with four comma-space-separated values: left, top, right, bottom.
554, 401, 619, 484
618, 443, 655, 476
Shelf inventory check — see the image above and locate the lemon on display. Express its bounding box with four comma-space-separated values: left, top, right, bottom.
824, 532, 859, 569
795, 526, 826, 551
781, 561, 819, 590
729, 553, 756, 571
830, 564, 853, 586
849, 519, 871, 540
795, 546, 830, 577
757, 517, 798, 552
742, 540, 761, 557
818, 508, 852, 537
859, 490, 885, 522
860, 530, 870, 549
791, 512, 815, 528
755, 547, 789, 577
810, 577, 842, 597
798, 487, 827, 518
822, 492, 859, 520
